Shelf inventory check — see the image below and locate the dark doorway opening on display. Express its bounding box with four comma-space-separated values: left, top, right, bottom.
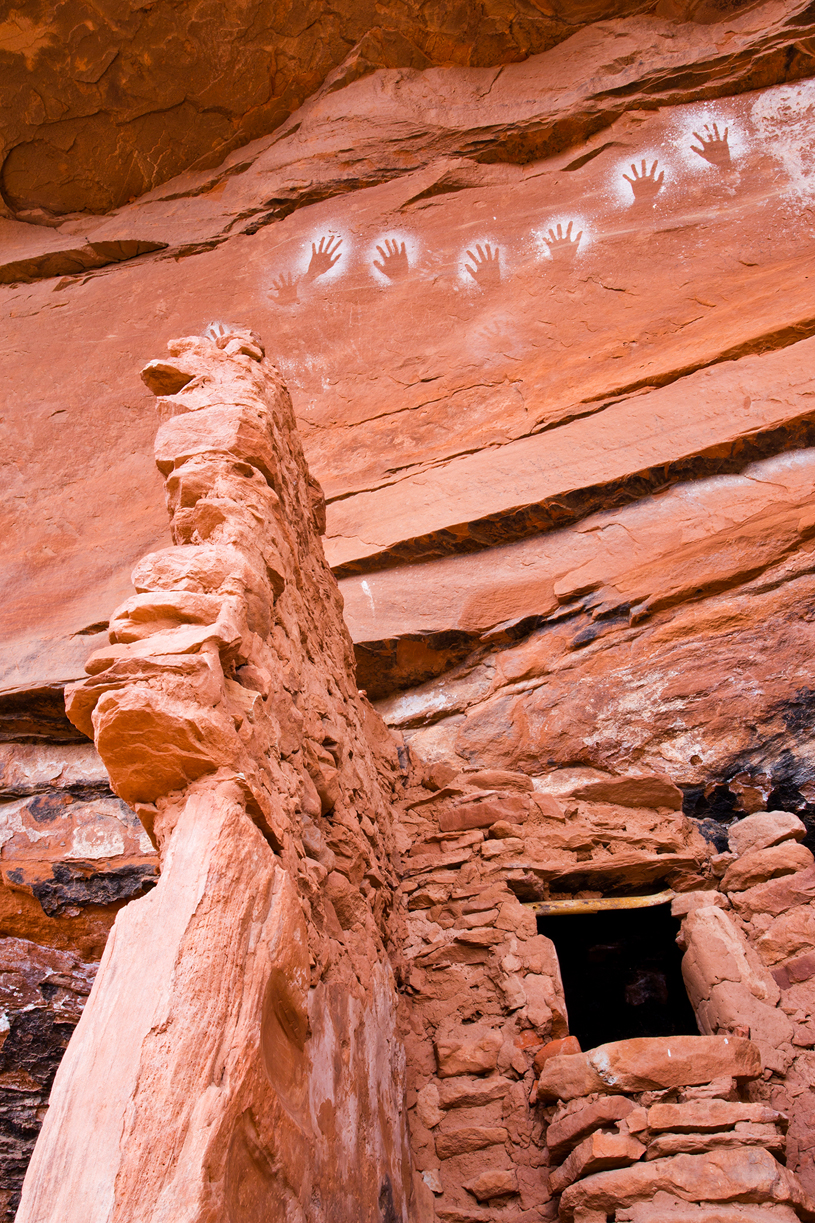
537, 904, 699, 1052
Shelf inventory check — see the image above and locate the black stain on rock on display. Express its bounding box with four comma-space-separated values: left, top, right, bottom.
682, 745, 815, 853
379, 1176, 398, 1223
32, 863, 159, 917
25, 793, 70, 824
0, 1008, 84, 1219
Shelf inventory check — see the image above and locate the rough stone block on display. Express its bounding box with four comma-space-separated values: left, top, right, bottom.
435, 1126, 509, 1159
132, 543, 278, 600
463, 1168, 518, 1201
438, 793, 528, 832
91, 687, 241, 806
534, 1034, 581, 1076
757, 903, 815, 966
437, 1076, 513, 1110
720, 842, 814, 893
568, 773, 684, 810
728, 811, 806, 857
645, 1123, 785, 1160
154, 404, 279, 487
647, 1100, 787, 1133
435, 1030, 503, 1078
558, 1148, 815, 1221
618, 1195, 801, 1222
772, 950, 815, 990
730, 866, 815, 920
681, 905, 780, 1008
671, 891, 728, 918
549, 1129, 646, 1194
539, 1036, 761, 1101
546, 1096, 635, 1162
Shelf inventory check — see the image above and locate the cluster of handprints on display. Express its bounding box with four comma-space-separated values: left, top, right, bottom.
270, 124, 732, 303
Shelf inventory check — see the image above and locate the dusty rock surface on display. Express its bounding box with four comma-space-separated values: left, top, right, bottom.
8, 2, 815, 1218
16, 329, 415, 1222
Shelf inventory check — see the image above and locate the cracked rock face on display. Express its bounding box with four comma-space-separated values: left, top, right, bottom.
0, 0, 656, 219
9, 2, 815, 1217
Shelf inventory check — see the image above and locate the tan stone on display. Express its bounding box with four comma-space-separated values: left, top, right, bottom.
131, 543, 268, 599
558, 1148, 815, 1222
730, 867, 815, 920
568, 773, 684, 811
435, 1030, 503, 1078
417, 1083, 444, 1130
460, 769, 533, 793
437, 1076, 513, 1110
463, 1168, 518, 1201
438, 793, 528, 832
619, 1197, 801, 1222
757, 903, 815, 967
678, 1078, 737, 1103
90, 686, 242, 806
646, 1124, 785, 1159
647, 1100, 787, 1133
435, 1126, 509, 1159
720, 842, 814, 893
681, 905, 780, 1008
549, 1129, 646, 1194
772, 950, 815, 990
534, 1034, 581, 1076
536, 1052, 605, 1102
727, 812, 807, 857
671, 891, 729, 918
154, 404, 280, 487
108, 590, 225, 643
584, 1036, 762, 1095
546, 1096, 636, 1161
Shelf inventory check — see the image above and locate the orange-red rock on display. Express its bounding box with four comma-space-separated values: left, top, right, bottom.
538, 1037, 761, 1102
547, 1096, 635, 1162
16, 330, 415, 1222
550, 1129, 647, 1195
10, 5, 815, 1217
721, 843, 814, 894
559, 1149, 815, 1223
728, 813, 807, 858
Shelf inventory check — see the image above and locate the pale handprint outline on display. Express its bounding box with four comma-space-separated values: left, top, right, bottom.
270, 271, 300, 305
372, 238, 409, 281
303, 234, 343, 282
464, 243, 501, 289
623, 158, 665, 200
543, 220, 583, 263
690, 123, 732, 169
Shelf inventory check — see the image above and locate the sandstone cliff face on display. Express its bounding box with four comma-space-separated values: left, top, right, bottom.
7, 1, 815, 1218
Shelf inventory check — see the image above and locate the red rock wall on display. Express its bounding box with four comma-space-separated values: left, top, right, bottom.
8, 2, 815, 1217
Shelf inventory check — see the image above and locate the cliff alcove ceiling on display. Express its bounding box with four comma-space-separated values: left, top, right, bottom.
0, 0, 668, 219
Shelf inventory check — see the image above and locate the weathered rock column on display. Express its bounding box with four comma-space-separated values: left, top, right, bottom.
16, 324, 416, 1223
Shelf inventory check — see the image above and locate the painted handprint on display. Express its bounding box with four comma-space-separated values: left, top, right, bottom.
373, 238, 409, 280
270, 272, 300, 305
465, 243, 501, 289
544, 221, 582, 263
691, 123, 731, 169
623, 159, 665, 200
304, 235, 342, 281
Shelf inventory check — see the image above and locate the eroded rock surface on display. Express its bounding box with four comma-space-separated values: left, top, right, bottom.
8, 2, 815, 1218
16, 328, 415, 1222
